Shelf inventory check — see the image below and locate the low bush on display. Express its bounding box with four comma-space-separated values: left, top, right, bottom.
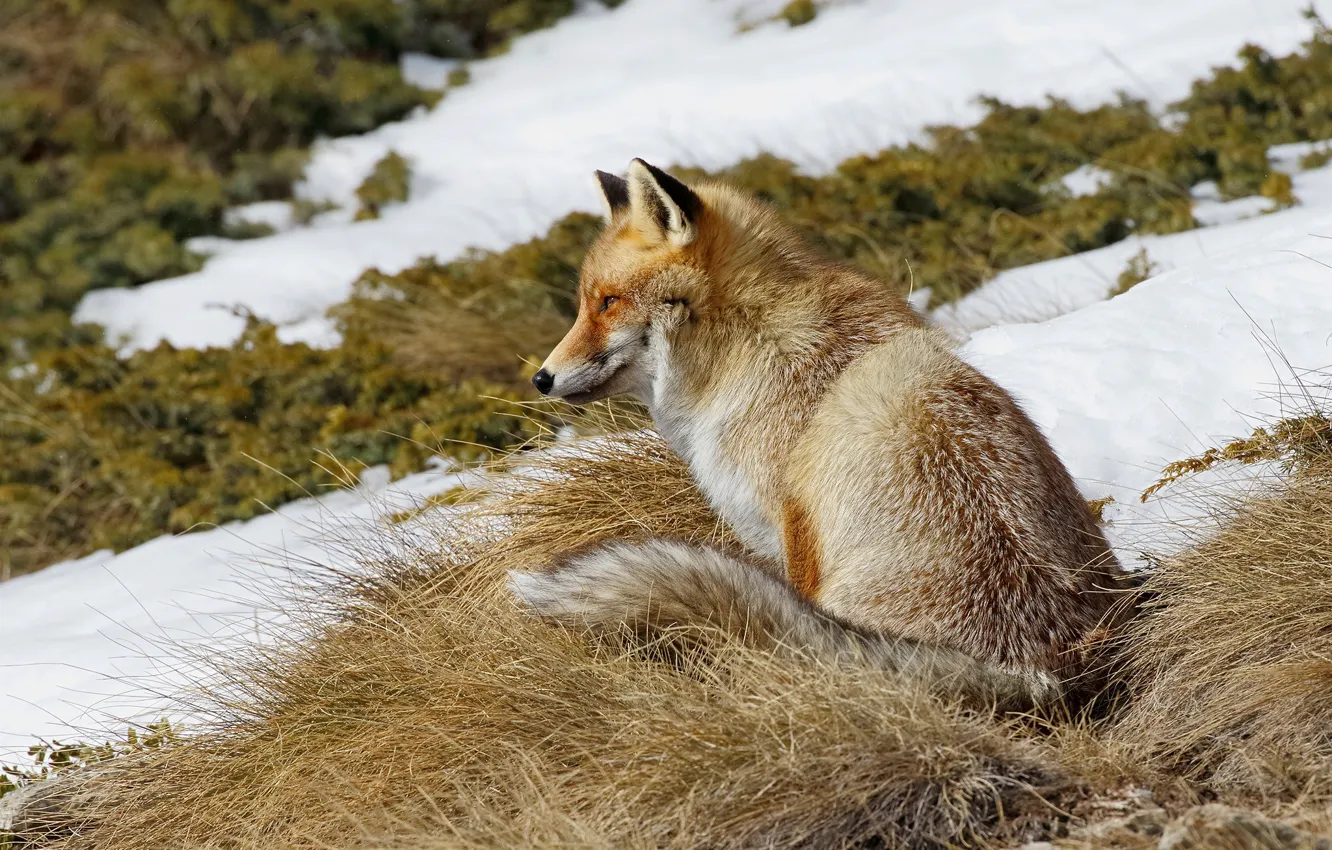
14, 408, 1332, 847
338, 212, 600, 383
353, 150, 412, 220
1110, 247, 1159, 297
0, 0, 611, 371
1, 722, 176, 802
0, 320, 548, 578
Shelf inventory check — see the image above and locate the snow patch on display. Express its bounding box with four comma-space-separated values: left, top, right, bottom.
1060, 164, 1114, 198
935, 146, 1332, 336
0, 466, 468, 758
225, 200, 296, 233
399, 52, 458, 90
74, 0, 1317, 353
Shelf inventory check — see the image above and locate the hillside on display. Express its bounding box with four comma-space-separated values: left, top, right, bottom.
4, 1, 1332, 846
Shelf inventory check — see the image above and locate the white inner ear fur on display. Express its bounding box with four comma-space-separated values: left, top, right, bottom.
627, 161, 696, 247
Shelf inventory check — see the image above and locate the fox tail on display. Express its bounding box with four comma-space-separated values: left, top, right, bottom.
508, 539, 1061, 710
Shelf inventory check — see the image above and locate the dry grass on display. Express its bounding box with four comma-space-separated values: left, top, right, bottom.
1111, 456, 1332, 806
16, 416, 1332, 848
345, 278, 572, 384
25, 429, 1082, 849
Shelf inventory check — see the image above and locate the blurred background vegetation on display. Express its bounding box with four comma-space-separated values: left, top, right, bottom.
4, 3, 1332, 577
0, 0, 598, 369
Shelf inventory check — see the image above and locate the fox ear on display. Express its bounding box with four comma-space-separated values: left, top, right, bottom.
626, 158, 701, 246
593, 170, 630, 220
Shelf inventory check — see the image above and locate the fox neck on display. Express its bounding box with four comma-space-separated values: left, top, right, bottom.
648, 262, 921, 558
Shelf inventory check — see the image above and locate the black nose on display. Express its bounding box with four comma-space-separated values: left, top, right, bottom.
532, 368, 554, 395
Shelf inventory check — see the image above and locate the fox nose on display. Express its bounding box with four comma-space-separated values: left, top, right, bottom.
532, 368, 554, 395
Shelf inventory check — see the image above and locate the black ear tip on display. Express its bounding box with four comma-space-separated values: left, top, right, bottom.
629, 159, 700, 219
594, 169, 630, 215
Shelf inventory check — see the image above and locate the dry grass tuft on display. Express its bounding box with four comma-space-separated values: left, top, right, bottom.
341, 274, 572, 384
1112, 452, 1332, 805
1139, 412, 1331, 501
31, 430, 1081, 849
22, 415, 1332, 847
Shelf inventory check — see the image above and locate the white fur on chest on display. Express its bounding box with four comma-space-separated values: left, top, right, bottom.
651, 379, 782, 559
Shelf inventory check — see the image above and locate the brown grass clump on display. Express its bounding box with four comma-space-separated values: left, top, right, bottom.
337, 213, 600, 386
19, 411, 1332, 847
30, 428, 1077, 849
1112, 449, 1332, 805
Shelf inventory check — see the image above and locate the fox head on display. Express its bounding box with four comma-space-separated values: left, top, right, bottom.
532, 159, 707, 405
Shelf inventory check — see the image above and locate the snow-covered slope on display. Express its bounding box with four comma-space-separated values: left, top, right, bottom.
936, 141, 1332, 335
10, 192, 1332, 756
74, 0, 1315, 352
0, 467, 467, 758
7, 0, 1332, 760
964, 233, 1332, 559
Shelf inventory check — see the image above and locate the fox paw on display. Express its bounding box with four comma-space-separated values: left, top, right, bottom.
1020, 669, 1065, 707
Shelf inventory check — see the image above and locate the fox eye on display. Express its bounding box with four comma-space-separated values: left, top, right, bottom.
599, 295, 619, 312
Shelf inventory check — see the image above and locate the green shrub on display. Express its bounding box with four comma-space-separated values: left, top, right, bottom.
354, 151, 412, 220
447, 64, 472, 87
0, 321, 548, 578
1261, 170, 1298, 207
670, 96, 1166, 304
0, 0, 613, 370
777, 0, 818, 27
0, 720, 177, 802
1110, 247, 1159, 297
1300, 145, 1332, 169
485, 1, 575, 54
338, 211, 600, 380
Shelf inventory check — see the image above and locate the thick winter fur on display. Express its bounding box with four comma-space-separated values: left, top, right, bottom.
514, 159, 1124, 706
510, 539, 1061, 708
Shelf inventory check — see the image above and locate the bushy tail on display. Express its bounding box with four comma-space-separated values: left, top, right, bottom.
508, 539, 1061, 710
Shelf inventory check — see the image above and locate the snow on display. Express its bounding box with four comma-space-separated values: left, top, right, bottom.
0, 467, 468, 758
935, 141, 1332, 336
73, 0, 1317, 353
8, 0, 1332, 760
1061, 164, 1115, 198
225, 200, 297, 234
398, 52, 458, 90
962, 232, 1332, 562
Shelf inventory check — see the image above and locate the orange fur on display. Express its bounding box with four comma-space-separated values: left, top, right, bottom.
782, 499, 823, 601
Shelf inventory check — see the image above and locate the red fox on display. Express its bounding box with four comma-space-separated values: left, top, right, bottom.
510, 159, 1125, 708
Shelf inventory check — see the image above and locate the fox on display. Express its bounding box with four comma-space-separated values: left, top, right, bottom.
508, 158, 1126, 708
